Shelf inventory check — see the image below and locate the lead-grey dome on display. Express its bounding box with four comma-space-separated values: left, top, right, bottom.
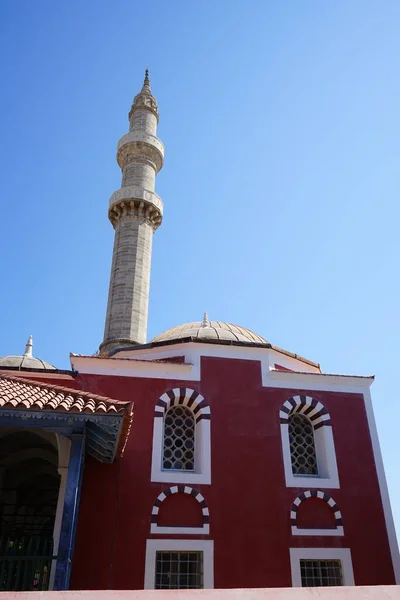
151, 314, 267, 344
0, 355, 56, 370
0, 336, 56, 370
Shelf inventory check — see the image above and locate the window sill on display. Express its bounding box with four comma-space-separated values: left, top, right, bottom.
150, 524, 210, 535
291, 526, 344, 536
151, 469, 211, 485
285, 474, 340, 489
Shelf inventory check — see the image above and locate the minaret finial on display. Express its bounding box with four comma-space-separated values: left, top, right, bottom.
201, 312, 210, 328
24, 335, 33, 358
142, 68, 151, 92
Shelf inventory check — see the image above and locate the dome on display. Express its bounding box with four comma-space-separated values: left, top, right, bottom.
0, 336, 56, 370
151, 314, 268, 345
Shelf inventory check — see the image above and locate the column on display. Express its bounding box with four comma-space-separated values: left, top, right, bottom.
53, 433, 85, 591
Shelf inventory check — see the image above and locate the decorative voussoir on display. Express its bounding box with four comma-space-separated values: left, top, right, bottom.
290, 490, 343, 530
279, 395, 331, 428
150, 486, 210, 531
155, 388, 210, 423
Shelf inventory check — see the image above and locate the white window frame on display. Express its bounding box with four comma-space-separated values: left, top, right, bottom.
280, 397, 339, 489
151, 389, 211, 485
289, 547, 354, 587
144, 539, 214, 590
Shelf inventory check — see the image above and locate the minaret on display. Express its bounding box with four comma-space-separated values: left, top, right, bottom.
99, 70, 164, 355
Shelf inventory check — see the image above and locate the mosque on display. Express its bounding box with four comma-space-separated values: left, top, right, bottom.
0, 72, 398, 592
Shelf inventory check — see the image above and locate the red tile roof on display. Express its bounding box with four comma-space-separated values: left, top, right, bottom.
0, 374, 134, 460
0, 374, 132, 415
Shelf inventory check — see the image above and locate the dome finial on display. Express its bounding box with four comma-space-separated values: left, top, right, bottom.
201, 312, 210, 328
24, 335, 33, 358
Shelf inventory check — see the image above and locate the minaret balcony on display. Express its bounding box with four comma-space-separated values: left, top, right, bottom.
117, 131, 164, 171
109, 186, 163, 216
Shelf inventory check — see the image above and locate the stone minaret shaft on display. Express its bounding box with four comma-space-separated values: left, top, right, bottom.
100, 71, 164, 355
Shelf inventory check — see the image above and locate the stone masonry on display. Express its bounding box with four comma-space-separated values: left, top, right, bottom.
100, 71, 164, 355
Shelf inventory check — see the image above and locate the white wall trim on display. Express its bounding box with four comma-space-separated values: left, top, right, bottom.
269, 369, 374, 389
71, 346, 373, 395
115, 342, 319, 374
289, 547, 354, 587
291, 525, 344, 536
150, 524, 210, 535
144, 539, 214, 589
363, 388, 400, 583
70, 355, 193, 380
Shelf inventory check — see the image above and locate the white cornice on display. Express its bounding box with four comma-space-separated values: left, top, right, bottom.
70, 355, 193, 379
267, 369, 374, 390
113, 339, 320, 370
70, 347, 373, 392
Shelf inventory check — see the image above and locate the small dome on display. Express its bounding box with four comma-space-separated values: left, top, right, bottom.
151, 315, 268, 345
0, 355, 56, 370
0, 336, 56, 370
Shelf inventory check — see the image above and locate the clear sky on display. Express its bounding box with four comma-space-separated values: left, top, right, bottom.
1, 0, 400, 539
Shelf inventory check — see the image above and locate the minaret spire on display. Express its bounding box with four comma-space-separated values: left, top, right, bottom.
100, 71, 164, 355
142, 68, 151, 91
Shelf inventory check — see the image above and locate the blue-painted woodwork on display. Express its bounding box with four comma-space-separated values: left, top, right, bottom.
0, 409, 124, 462
53, 433, 85, 591
0, 408, 124, 589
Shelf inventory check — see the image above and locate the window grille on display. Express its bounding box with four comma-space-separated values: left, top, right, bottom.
163, 406, 195, 471
300, 559, 343, 587
289, 413, 318, 475
155, 551, 203, 589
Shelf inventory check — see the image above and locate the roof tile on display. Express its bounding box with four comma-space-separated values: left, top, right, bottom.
0, 374, 134, 460
0, 374, 133, 416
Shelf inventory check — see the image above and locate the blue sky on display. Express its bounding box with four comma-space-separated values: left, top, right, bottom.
1, 0, 400, 539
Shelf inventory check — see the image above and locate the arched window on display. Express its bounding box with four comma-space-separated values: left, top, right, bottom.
280, 395, 339, 488
151, 388, 211, 484
163, 405, 195, 471
288, 413, 318, 476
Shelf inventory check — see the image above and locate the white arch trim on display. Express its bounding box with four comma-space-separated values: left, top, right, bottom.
150, 485, 210, 534
290, 490, 344, 536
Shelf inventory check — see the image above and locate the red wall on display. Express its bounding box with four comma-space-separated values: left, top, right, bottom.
42, 356, 394, 589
